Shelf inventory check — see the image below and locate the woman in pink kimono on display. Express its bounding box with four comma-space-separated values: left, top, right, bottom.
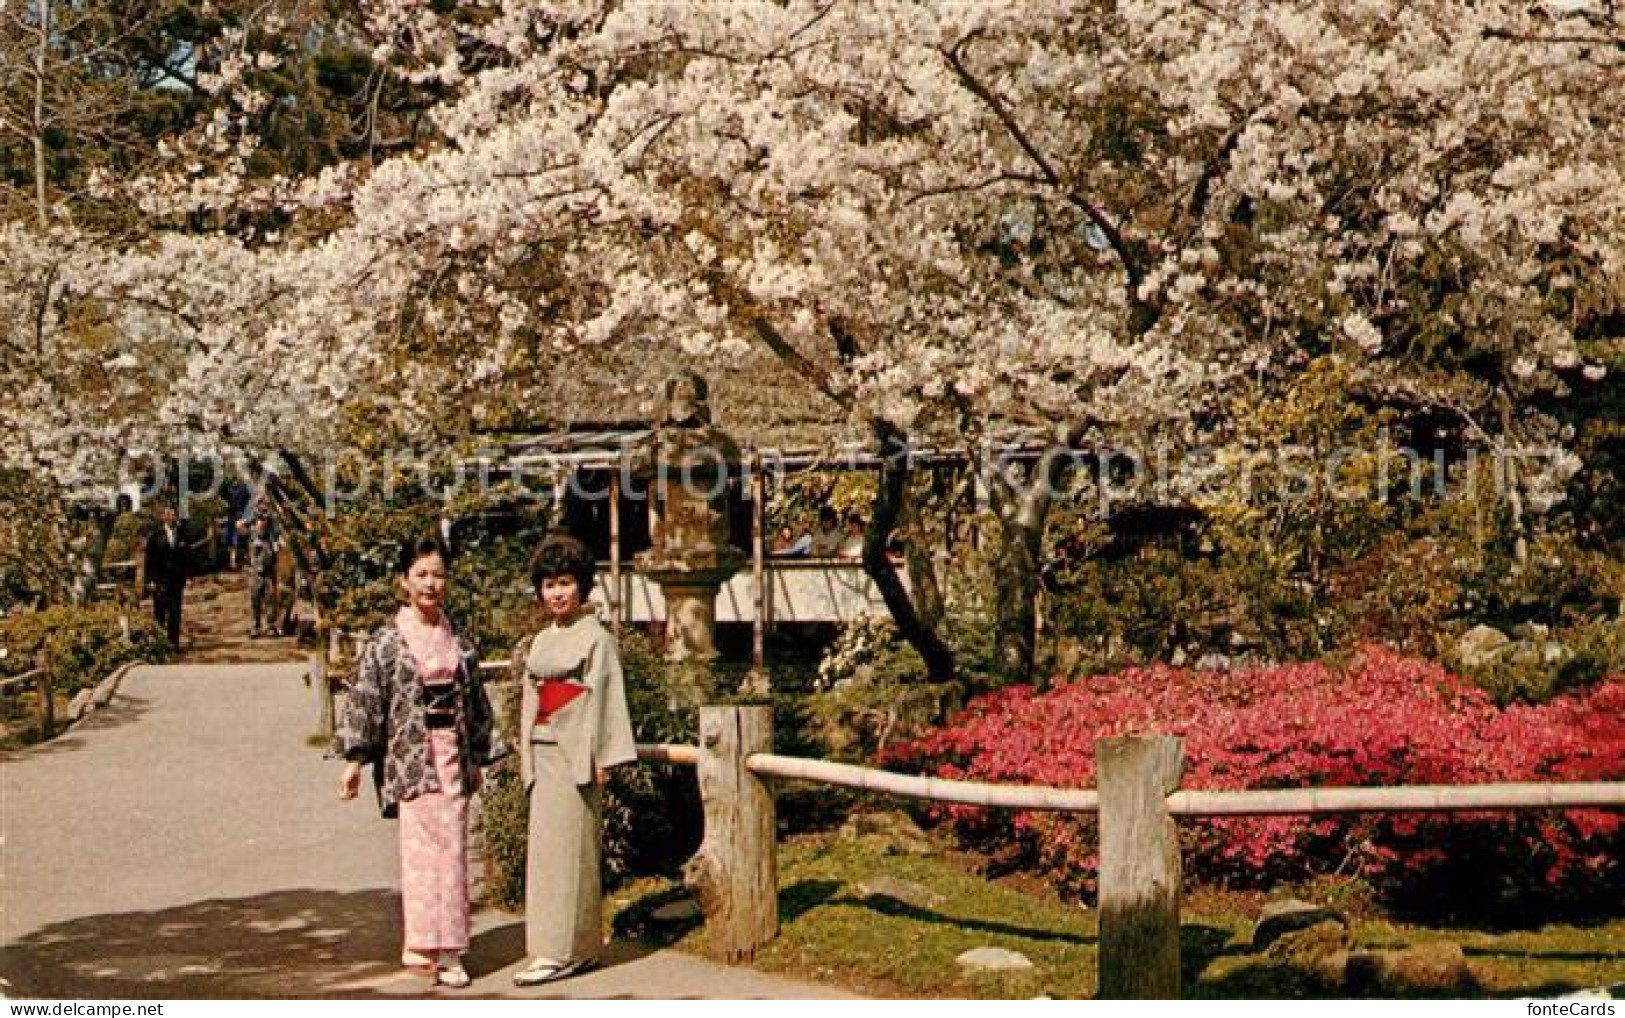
511, 533, 637, 986
335, 536, 506, 989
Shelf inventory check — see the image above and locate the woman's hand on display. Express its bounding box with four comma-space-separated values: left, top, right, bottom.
338, 760, 362, 801
595, 767, 610, 788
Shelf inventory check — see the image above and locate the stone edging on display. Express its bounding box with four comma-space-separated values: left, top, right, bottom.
64, 659, 144, 728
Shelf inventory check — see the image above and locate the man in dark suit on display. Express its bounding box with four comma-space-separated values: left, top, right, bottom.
143, 504, 192, 649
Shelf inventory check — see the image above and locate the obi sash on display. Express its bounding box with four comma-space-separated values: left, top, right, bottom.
536, 679, 587, 725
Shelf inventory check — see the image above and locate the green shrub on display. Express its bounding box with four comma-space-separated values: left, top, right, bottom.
602, 631, 702, 881
0, 602, 170, 694
476, 767, 530, 911
103, 511, 147, 565
1444, 617, 1625, 706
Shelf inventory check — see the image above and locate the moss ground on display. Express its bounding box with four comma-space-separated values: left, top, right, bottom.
608, 834, 1625, 999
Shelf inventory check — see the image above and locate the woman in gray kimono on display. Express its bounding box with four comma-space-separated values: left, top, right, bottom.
335, 536, 506, 989
512, 534, 637, 986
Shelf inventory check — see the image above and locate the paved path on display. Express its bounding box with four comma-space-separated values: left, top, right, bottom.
0, 661, 853, 999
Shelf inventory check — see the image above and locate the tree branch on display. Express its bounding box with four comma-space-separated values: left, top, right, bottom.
1482, 26, 1625, 49
941, 39, 1159, 333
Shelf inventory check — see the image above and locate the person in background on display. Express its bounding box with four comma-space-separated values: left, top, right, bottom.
837, 514, 866, 558
511, 534, 637, 986
238, 493, 280, 544
244, 516, 278, 638
142, 504, 191, 649
335, 536, 507, 989
807, 506, 844, 557
771, 525, 811, 557
221, 479, 251, 569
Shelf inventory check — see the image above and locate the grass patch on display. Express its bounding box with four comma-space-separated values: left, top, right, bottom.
608, 833, 1625, 999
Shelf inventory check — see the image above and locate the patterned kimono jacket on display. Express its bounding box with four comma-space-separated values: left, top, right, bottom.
334, 620, 508, 817
515, 610, 637, 788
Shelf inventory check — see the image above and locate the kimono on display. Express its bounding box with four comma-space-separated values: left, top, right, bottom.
515, 608, 637, 964
334, 610, 508, 961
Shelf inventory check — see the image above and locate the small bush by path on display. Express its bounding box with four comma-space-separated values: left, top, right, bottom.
0, 603, 170, 744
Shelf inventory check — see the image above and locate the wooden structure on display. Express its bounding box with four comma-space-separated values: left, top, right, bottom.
624, 725, 1625, 996
477, 429, 1048, 674
0, 661, 54, 738
434, 650, 1625, 993
587, 559, 903, 624
682, 706, 778, 961
1096, 736, 1183, 998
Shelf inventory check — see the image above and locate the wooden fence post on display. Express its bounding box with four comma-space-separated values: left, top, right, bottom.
1096, 735, 1184, 999
683, 704, 778, 962
34, 654, 53, 738
310, 651, 333, 740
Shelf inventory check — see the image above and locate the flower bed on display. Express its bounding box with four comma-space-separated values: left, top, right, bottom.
887, 648, 1625, 921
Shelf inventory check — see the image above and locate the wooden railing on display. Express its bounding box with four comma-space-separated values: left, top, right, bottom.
0, 663, 54, 738
319, 656, 1625, 998
632, 706, 1625, 999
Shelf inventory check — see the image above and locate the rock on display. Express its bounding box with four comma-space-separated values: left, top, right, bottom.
1342, 943, 1476, 996
1540, 640, 1572, 665
1385, 942, 1476, 994
1501, 637, 1540, 669
1264, 920, 1351, 963
1456, 625, 1511, 668
1228, 630, 1261, 650
856, 874, 947, 909
1253, 898, 1348, 952
1511, 621, 1551, 640
650, 898, 702, 922
956, 947, 1034, 973
839, 811, 937, 856
1308, 949, 1354, 990
1195, 653, 1232, 672
68, 689, 95, 721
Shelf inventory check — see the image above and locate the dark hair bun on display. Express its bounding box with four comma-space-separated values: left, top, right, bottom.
528, 533, 596, 598
397, 535, 449, 576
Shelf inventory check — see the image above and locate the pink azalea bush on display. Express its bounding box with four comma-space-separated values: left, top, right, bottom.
886, 648, 1625, 920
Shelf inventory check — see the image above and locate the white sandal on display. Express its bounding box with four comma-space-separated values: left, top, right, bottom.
435, 961, 471, 989
513, 956, 587, 986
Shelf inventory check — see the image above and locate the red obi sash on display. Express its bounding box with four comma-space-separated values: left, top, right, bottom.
536, 680, 586, 724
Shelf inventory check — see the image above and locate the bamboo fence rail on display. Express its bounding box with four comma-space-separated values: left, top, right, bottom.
630, 743, 1625, 814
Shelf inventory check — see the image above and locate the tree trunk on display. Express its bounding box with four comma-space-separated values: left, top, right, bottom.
903, 532, 945, 631
32, 0, 50, 225
984, 441, 1080, 684
276, 449, 331, 517
990, 505, 1043, 682
985, 465, 1049, 683
864, 420, 956, 683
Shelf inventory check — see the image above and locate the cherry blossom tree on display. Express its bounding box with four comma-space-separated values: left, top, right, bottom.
12, 0, 1621, 678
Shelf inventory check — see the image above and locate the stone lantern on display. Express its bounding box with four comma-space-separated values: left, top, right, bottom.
631, 372, 746, 679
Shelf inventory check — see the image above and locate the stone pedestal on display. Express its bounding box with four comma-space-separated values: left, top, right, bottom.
631, 371, 749, 698
636, 557, 743, 664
